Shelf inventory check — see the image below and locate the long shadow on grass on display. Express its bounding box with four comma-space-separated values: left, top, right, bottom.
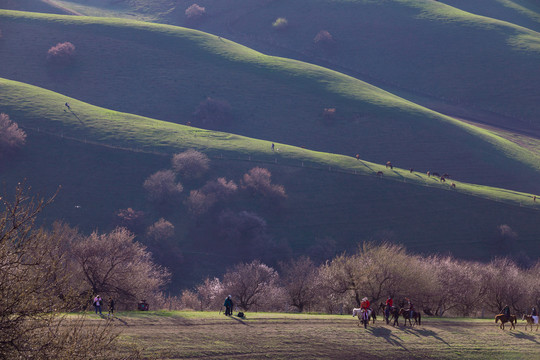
508, 331, 540, 344
366, 327, 408, 350
400, 328, 450, 346
229, 316, 251, 327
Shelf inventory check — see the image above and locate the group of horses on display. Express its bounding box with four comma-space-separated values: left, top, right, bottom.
495, 314, 539, 331
353, 305, 539, 331
352, 303, 421, 329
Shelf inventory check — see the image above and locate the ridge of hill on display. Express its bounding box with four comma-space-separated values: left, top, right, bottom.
1, 10, 540, 195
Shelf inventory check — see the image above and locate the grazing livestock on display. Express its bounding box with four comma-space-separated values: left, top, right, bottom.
451, 183, 456, 188
409, 168, 414, 173
386, 161, 393, 169
440, 177, 446, 182
376, 171, 383, 177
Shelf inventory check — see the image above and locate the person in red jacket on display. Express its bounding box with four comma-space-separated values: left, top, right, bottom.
360, 297, 370, 321
385, 295, 393, 321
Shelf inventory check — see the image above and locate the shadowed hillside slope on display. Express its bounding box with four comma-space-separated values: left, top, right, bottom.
1, 10, 540, 196
2, 78, 540, 288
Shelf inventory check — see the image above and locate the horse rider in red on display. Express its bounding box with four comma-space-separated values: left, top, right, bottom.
361, 297, 371, 321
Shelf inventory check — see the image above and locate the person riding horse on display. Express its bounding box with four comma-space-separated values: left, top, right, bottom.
502, 304, 511, 318
360, 297, 371, 323
384, 296, 393, 324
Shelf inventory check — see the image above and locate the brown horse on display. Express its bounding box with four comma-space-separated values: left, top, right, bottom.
399, 308, 421, 326
522, 315, 539, 331
495, 314, 516, 330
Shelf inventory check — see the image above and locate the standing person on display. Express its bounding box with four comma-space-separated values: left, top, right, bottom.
108, 297, 115, 318
93, 295, 103, 315
224, 295, 233, 316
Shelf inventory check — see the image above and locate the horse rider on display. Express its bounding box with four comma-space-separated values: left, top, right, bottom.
385, 295, 393, 320
502, 304, 510, 318
360, 297, 371, 321
407, 298, 414, 319
531, 307, 539, 324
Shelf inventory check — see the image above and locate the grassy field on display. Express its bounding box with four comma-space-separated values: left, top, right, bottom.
86, 311, 540, 359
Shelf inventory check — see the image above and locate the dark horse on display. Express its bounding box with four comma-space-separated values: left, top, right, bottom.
495, 314, 516, 330
379, 303, 399, 326
399, 308, 421, 326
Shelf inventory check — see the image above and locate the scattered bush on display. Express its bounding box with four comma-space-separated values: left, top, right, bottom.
272, 17, 288, 30
185, 4, 206, 19
46, 41, 75, 65
146, 218, 175, 243
115, 207, 145, 233
171, 149, 210, 179
201, 177, 238, 199
0, 113, 26, 153
314, 30, 334, 44
242, 167, 287, 199
193, 97, 233, 129
143, 169, 183, 202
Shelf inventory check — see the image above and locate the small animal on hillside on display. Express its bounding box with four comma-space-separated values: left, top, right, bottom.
376, 171, 383, 177
534, 196, 537, 202
451, 183, 456, 188
409, 168, 414, 173
427, 171, 431, 177
440, 177, 446, 182
386, 161, 393, 169
356, 154, 360, 160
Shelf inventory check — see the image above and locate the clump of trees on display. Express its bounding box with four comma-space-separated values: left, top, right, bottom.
47, 41, 76, 65
0, 113, 26, 154
143, 169, 184, 202
182, 242, 540, 317
314, 30, 334, 45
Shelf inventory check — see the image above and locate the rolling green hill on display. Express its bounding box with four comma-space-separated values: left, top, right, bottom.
1, 10, 540, 195
20, 0, 540, 132
2, 77, 540, 288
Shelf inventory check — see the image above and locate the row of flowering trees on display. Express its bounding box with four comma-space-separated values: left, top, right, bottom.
180, 242, 540, 317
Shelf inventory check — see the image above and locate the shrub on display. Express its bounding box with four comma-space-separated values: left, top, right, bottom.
185, 189, 216, 216
46, 41, 75, 65
146, 218, 175, 243
0, 113, 26, 153
143, 169, 183, 202
242, 167, 287, 199
314, 30, 334, 44
171, 149, 210, 178
201, 177, 238, 199
185, 4, 206, 19
272, 17, 288, 30
193, 97, 233, 129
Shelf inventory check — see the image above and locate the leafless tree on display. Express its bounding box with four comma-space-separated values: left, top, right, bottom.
47, 41, 75, 65
242, 167, 287, 200
222, 260, 281, 311
279, 257, 319, 312
69, 227, 170, 308
146, 218, 175, 243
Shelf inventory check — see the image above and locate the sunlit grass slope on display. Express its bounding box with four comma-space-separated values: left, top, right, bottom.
1, 10, 540, 194
1, 77, 539, 209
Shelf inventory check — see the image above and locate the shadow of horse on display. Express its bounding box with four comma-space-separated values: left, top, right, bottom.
367, 327, 408, 350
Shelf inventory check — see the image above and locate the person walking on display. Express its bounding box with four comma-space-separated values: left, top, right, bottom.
108, 297, 115, 318
224, 295, 234, 316
93, 295, 103, 315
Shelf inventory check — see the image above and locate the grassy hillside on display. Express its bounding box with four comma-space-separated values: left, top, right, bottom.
26, 0, 540, 131
1, 10, 540, 195
2, 78, 540, 288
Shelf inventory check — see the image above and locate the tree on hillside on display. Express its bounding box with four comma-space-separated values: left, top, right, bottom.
185, 4, 206, 21
193, 97, 233, 129
115, 207, 146, 234
242, 167, 287, 200
46, 41, 76, 65
171, 149, 210, 179
0, 184, 118, 359
143, 169, 184, 202
146, 218, 175, 244
0, 113, 26, 154
314, 30, 334, 45
272, 17, 288, 30
69, 227, 170, 307
185, 177, 238, 216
